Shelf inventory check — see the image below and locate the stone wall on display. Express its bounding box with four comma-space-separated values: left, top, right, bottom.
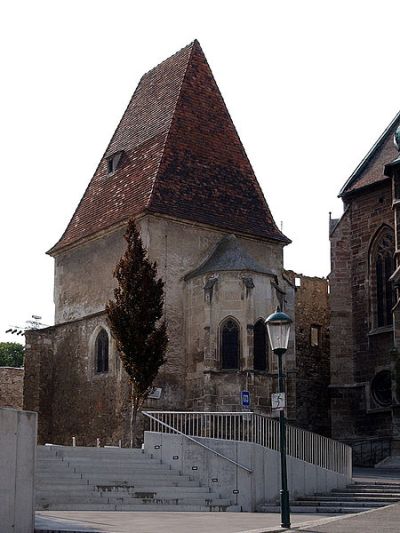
329, 181, 395, 444
286, 271, 330, 436
185, 268, 296, 418
24, 213, 294, 444
0, 367, 24, 409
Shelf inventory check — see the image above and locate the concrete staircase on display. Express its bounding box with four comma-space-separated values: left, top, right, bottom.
259, 479, 400, 514
35, 445, 234, 512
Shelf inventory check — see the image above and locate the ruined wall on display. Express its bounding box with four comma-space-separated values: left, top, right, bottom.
286, 271, 330, 436
25, 317, 130, 445
329, 182, 394, 444
0, 367, 24, 409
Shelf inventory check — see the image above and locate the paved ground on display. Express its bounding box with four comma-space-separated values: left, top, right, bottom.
299, 502, 400, 532
35, 468, 400, 533
35, 511, 338, 533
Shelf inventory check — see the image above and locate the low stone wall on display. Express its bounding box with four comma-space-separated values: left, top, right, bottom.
0, 408, 37, 533
145, 431, 350, 512
0, 367, 24, 409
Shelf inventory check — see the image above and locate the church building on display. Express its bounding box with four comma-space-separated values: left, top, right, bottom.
330, 112, 400, 464
23, 41, 297, 446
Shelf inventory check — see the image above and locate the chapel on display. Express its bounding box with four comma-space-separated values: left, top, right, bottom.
330, 112, 400, 464
23, 41, 297, 445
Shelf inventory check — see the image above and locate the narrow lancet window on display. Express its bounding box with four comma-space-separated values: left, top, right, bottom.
221, 318, 240, 370
254, 319, 268, 371
95, 329, 109, 373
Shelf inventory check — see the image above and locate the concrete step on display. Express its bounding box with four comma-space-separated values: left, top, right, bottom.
300, 494, 400, 502
37, 502, 233, 512
37, 464, 171, 473
94, 486, 211, 495
291, 500, 386, 508
37, 495, 230, 506
351, 482, 400, 488
37, 479, 201, 489
259, 504, 373, 514
35, 444, 227, 512
37, 471, 193, 480
37, 448, 145, 460
37, 456, 158, 464
333, 487, 400, 494
37, 485, 211, 495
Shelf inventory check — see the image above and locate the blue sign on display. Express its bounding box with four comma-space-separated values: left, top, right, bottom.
241, 390, 250, 407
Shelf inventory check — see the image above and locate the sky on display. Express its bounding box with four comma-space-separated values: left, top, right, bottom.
1, 0, 400, 343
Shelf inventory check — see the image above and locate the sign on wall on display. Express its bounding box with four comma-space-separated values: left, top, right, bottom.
148, 387, 162, 400
241, 390, 250, 408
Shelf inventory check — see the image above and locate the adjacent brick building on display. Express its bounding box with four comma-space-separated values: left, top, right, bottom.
330, 112, 400, 464
24, 41, 298, 446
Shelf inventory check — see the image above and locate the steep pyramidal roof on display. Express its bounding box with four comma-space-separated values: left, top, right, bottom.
49, 40, 289, 255
339, 111, 400, 197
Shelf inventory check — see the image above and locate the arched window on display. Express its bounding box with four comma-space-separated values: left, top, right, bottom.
370, 228, 395, 328
371, 370, 392, 407
95, 329, 109, 373
221, 318, 240, 370
254, 319, 268, 371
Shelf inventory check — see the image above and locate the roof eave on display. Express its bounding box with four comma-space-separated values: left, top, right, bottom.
339, 110, 400, 197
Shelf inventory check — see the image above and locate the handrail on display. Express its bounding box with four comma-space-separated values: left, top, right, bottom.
142, 410, 352, 477
142, 411, 253, 473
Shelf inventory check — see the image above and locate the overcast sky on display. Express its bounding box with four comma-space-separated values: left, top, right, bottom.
1, 0, 399, 343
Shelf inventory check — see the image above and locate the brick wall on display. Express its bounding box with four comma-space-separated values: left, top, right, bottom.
0, 367, 24, 409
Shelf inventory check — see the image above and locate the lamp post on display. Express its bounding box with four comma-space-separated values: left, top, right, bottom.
265, 307, 292, 529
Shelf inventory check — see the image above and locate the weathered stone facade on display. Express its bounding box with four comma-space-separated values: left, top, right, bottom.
24, 42, 296, 445
0, 367, 24, 409
286, 272, 330, 437
329, 112, 400, 464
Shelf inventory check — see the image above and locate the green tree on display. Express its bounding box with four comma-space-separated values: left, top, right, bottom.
0, 342, 24, 367
106, 219, 168, 447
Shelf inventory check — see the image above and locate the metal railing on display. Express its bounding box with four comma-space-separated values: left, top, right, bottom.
142, 411, 352, 477
351, 437, 392, 467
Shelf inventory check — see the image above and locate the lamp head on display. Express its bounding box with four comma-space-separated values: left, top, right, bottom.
265, 307, 292, 352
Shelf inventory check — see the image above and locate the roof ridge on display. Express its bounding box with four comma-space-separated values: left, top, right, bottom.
139, 40, 198, 81
339, 110, 400, 197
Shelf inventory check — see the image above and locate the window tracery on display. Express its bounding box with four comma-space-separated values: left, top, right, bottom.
370, 228, 395, 328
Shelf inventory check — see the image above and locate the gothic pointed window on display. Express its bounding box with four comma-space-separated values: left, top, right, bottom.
254, 319, 268, 371
370, 228, 395, 328
221, 318, 240, 370
95, 329, 109, 373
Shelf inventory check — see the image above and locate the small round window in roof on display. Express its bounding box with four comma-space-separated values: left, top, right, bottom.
371, 370, 392, 407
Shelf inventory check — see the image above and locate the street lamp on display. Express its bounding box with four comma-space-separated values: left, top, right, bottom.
265, 307, 292, 529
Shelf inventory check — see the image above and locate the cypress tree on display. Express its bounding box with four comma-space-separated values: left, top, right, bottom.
106, 219, 167, 447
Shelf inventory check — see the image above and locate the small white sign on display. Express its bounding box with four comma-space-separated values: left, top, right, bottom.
271, 392, 285, 410
148, 387, 162, 400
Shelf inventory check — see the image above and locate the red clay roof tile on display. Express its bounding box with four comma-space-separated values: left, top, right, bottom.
49, 41, 289, 254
